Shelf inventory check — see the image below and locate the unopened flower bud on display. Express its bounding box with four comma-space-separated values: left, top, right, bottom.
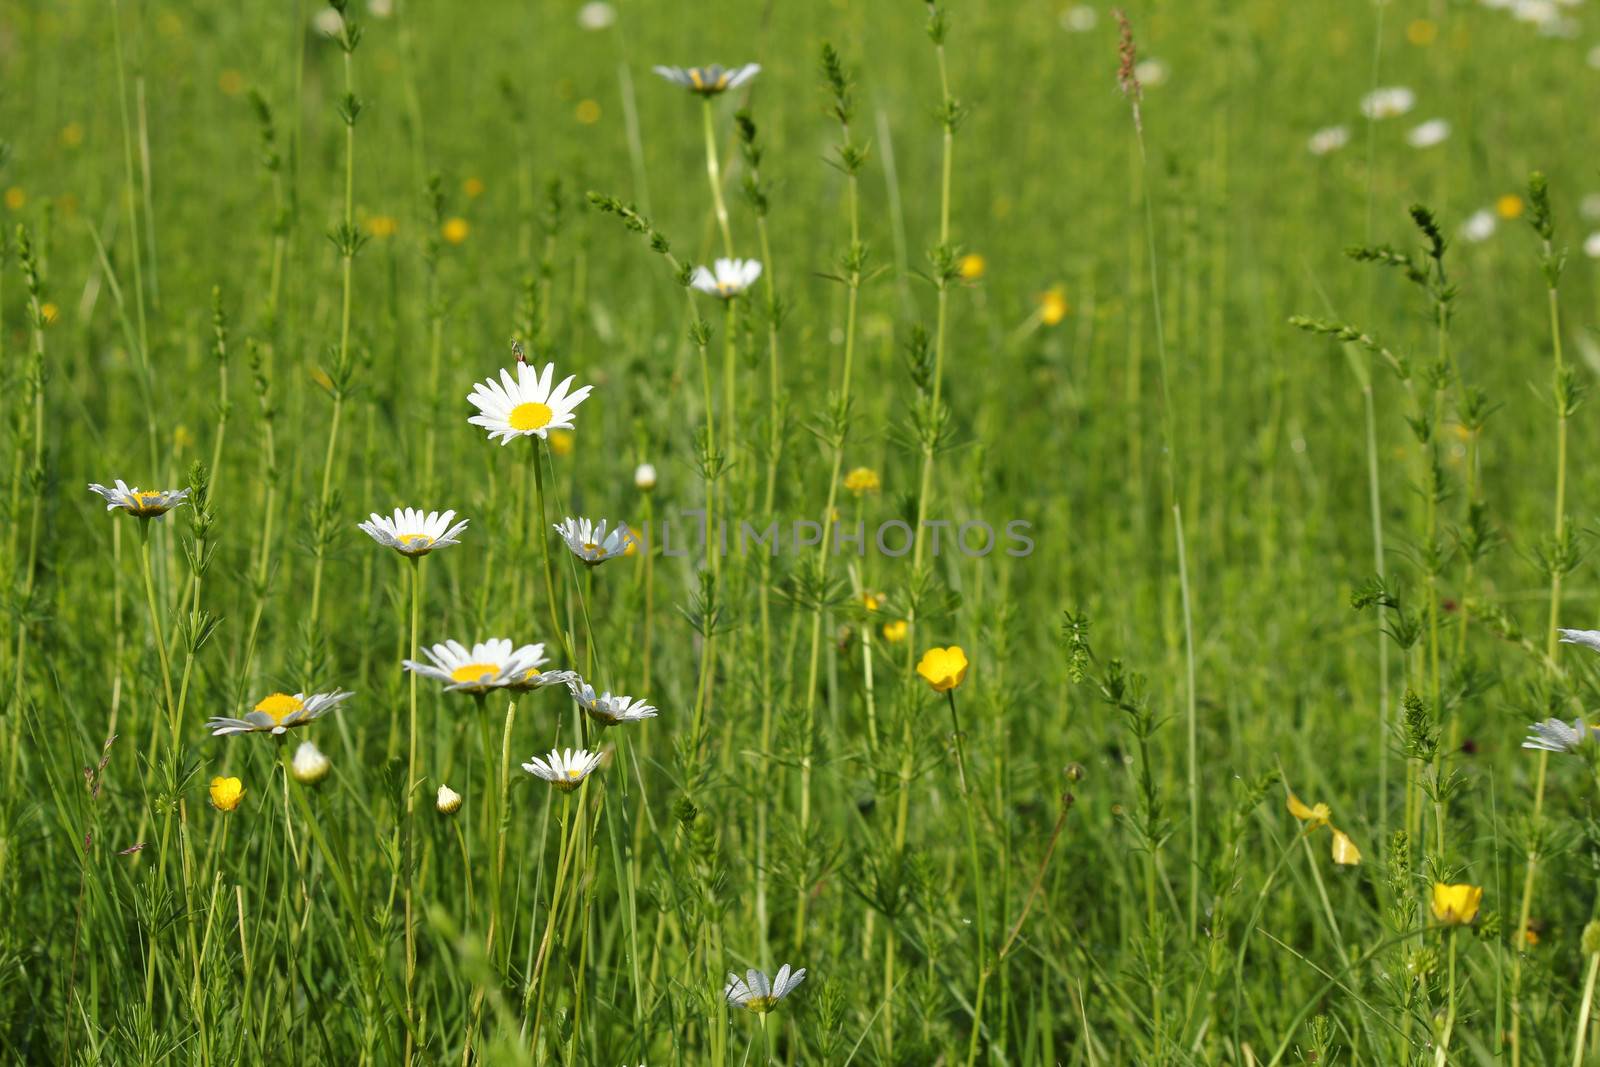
436, 785, 462, 815
291, 741, 331, 785
1583, 920, 1600, 957
634, 463, 657, 492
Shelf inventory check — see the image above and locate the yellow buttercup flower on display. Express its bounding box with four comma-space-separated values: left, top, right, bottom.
60, 122, 85, 148
1431, 882, 1483, 925
1405, 19, 1437, 46
209, 776, 245, 812
463, 176, 485, 199
1286, 792, 1361, 865
575, 99, 602, 125
1038, 286, 1069, 326
174, 425, 195, 452
958, 253, 986, 281
365, 215, 398, 239
917, 646, 969, 693
217, 69, 246, 95
40, 302, 59, 325
882, 619, 908, 643
843, 467, 881, 495
1496, 194, 1524, 220
549, 428, 575, 457
861, 591, 884, 613
4, 187, 25, 211
442, 217, 470, 245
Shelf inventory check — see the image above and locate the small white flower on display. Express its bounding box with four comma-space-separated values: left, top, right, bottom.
1133, 58, 1168, 88
567, 679, 658, 727
554, 517, 634, 566
635, 463, 657, 491
1512, 0, 1559, 22
358, 508, 469, 556
690, 258, 763, 299
577, 1, 615, 30
207, 691, 353, 737
1560, 629, 1600, 653
1460, 210, 1496, 243
1405, 119, 1450, 149
1522, 718, 1597, 753
1360, 86, 1415, 120
1307, 125, 1350, 156
291, 741, 332, 784
652, 63, 760, 96
437, 785, 462, 814
522, 747, 604, 792
366, 0, 394, 16
312, 7, 345, 37
1585, 232, 1600, 259
88, 480, 190, 518
725, 964, 806, 1014
467, 362, 594, 444
1060, 5, 1097, 32
404, 639, 551, 693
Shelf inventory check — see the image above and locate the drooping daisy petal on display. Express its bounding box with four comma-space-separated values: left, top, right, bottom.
566, 678, 658, 726
652, 63, 760, 96
88, 480, 191, 518
206, 690, 353, 737
553, 517, 634, 566
725, 963, 806, 1013
1522, 718, 1594, 753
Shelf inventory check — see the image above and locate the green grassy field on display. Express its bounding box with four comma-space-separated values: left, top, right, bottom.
6, 0, 1600, 1063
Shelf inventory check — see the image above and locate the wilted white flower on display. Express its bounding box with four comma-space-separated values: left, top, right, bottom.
690, 258, 763, 299
577, 1, 615, 29
292, 741, 332, 784
358, 508, 469, 556
1360, 86, 1415, 120
1460, 210, 1496, 243
467, 362, 594, 444
1522, 718, 1597, 753
1060, 5, 1097, 31
553, 517, 634, 565
567, 679, 658, 727
522, 747, 604, 792
436, 785, 462, 814
1307, 125, 1350, 156
89, 480, 191, 519
634, 463, 657, 491
1405, 119, 1450, 149
652, 64, 760, 96
725, 964, 807, 1014
207, 691, 353, 737
1133, 58, 1168, 87
1585, 232, 1600, 259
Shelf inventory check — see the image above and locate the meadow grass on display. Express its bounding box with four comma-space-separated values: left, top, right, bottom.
6, 0, 1600, 1064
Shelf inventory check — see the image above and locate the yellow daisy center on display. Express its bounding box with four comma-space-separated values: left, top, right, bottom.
450, 663, 500, 685
583, 542, 607, 557
398, 533, 434, 548
567, 767, 583, 779
509, 402, 554, 432
254, 692, 305, 724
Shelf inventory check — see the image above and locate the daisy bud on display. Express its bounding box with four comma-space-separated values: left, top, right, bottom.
436, 784, 462, 815
291, 741, 331, 785
634, 463, 657, 492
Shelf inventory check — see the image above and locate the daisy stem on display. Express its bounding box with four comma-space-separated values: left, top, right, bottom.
1572, 950, 1599, 1067
532, 439, 577, 667
403, 554, 424, 1066
722, 299, 737, 464
526, 789, 578, 1054
701, 97, 735, 258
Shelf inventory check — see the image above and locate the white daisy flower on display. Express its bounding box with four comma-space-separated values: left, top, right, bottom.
403, 639, 551, 693
358, 507, 469, 556
577, 1, 615, 29
652, 63, 760, 96
1060, 5, 1098, 32
1307, 125, 1350, 156
1522, 718, 1598, 753
1460, 210, 1496, 243
206, 690, 353, 737
291, 741, 332, 784
88, 480, 190, 518
1559, 628, 1600, 653
1585, 232, 1600, 259
1405, 119, 1450, 149
690, 258, 763, 299
567, 679, 658, 727
553, 517, 634, 566
725, 964, 807, 1014
522, 747, 604, 792
1360, 86, 1415, 120
1133, 58, 1168, 88
467, 362, 594, 444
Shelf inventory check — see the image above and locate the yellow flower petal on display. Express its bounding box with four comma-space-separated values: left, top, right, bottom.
1330, 828, 1361, 866
916, 646, 969, 693
1431, 882, 1483, 925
